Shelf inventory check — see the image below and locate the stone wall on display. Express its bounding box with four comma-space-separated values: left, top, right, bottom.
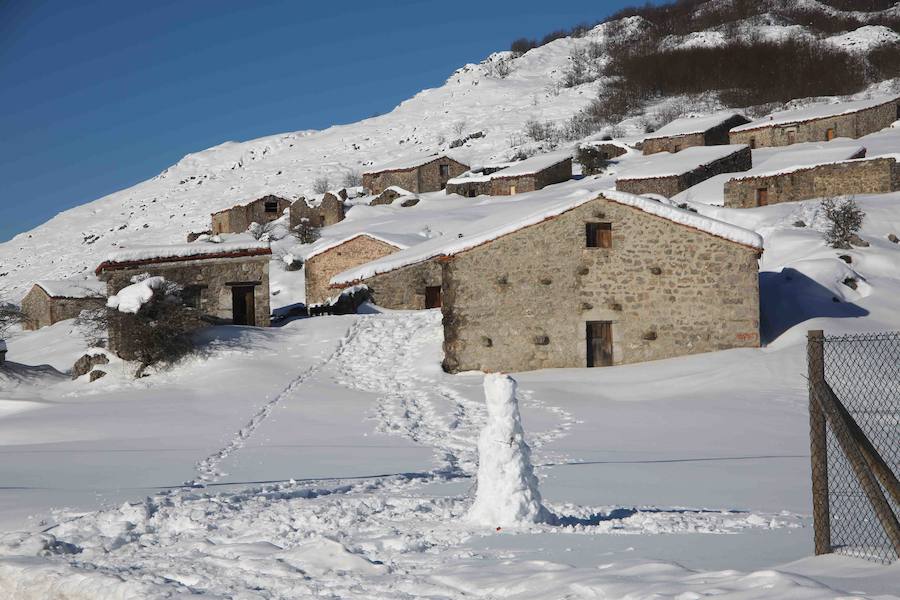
363, 157, 469, 195
212, 195, 291, 235
643, 115, 751, 155
723, 156, 899, 208
616, 146, 751, 198
490, 159, 572, 195
21, 285, 105, 330
441, 196, 760, 373
289, 194, 345, 230
305, 235, 401, 305
360, 259, 443, 310
729, 99, 899, 148
446, 178, 492, 197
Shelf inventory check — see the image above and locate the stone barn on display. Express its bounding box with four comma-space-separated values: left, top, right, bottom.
433, 191, 762, 373
616, 144, 751, 198
211, 195, 292, 235
289, 193, 346, 230
446, 151, 572, 197
642, 112, 750, 155
362, 154, 469, 195
331, 254, 444, 310
96, 242, 272, 357
724, 154, 899, 208
20, 279, 107, 330
729, 95, 900, 149
303, 233, 422, 306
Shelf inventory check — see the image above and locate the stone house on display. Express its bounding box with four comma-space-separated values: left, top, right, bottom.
729, 95, 900, 149
331, 256, 444, 310
433, 191, 762, 373
446, 152, 572, 197
362, 154, 469, 195
211, 195, 292, 235
289, 193, 346, 230
303, 233, 421, 306
723, 154, 900, 208
616, 145, 752, 198
96, 242, 272, 357
643, 112, 750, 155
20, 280, 107, 330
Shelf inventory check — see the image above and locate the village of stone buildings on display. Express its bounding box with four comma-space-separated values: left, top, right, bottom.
3, 93, 900, 378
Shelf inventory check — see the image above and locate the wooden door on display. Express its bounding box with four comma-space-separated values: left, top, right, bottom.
425, 286, 442, 309
756, 188, 768, 207
586, 321, 613, 367
826, 128, 835, 141
787, 130, 796, 144
231, 285, 256, 326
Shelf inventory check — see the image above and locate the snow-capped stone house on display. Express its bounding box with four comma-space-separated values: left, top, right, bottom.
616, 145, 752, 198
96, 242, 272, 357
330, 255, 444, 310
211, 195, 292, 235
728, 95, 900, 149
723, 153, 899, 208
20, 279, 107, 330
362, 154, 469, 195
303, 233, 421, 306
446, 151, 572, 197
289, 193, 346, 230
642, 112, 750, 155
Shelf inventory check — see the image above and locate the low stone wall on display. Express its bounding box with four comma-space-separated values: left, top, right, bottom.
305, 236, 401, 305
642, 132, 706, 155
617, 146, 751, 198
723, 156, 899, 208
446, 178, 492, 197
361, 260, 443, 310
289, 195, 345, 230
21, 286, 105, 330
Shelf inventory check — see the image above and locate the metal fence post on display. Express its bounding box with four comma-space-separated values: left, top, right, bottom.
808, 329, 831, 555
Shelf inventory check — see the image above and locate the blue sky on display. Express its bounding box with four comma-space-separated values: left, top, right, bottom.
0, 0, 649, 242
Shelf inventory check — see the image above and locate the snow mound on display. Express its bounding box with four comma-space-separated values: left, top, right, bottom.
106, 276, 166, 314
467, 373, 548, 527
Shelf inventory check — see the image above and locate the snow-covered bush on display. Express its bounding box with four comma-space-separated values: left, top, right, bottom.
0, 301, 25, 337
293, 219, 321, 244
467, 373, 548, 527
576, 145, 612, 175
822, 196, 865, 249
248, 221, 279, 242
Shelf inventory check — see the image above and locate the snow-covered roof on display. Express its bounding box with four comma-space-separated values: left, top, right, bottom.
644, 112, 748, 140
211, 195, 288, 216
732, 95, 900, 133
447, 150, 572, 185
97, 241, 271, 273
34, 279, 106, 299
301, 232, 427, 261
617, 145, 749, 180
331, 189, 762, 285
729, 152, 899, 181
364, 152, 468, 174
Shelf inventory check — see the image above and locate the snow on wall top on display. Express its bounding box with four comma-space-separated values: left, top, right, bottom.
34, 279, 106, 298
617, 144, 749, 180
331, 188, 762, 285
728, 150, 898, 181
302, 232, 427, 261
364, 152, 469, 174
644, 112, 747, 140
447, 149, 572, 185
731, 95, 900, 132
99, 241, 271, 271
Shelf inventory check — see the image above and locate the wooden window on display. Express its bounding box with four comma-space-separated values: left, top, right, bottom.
586, 321, 613, 367
425, 286, 442, 309
264, 200, 279, 213
586, 222, 612, 248
756, 187, 769, 206
826, 128, 835, 141
439, 164, 450, 178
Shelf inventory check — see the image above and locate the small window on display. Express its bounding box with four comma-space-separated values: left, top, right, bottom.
439, 164, 450, 178
749, 137, 756, 149
264, 200, 278, 213
183, 286, 202, 309
673, 144, 681, 152
586, 222, 612, 248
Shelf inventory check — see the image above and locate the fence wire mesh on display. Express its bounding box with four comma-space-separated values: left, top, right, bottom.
813, 331, 900, 564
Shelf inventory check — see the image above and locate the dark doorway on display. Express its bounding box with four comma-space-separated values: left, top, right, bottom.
825, 128, 835, 141
425, 286, 442, 309
756, 188, 769, 206
232, 285, 256, 326
586, 321, 613, 367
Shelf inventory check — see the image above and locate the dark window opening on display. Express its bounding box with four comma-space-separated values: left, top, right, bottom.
425, 286, 442, 309
182, 286, 202, 309
586, 222, 612, 248
586, 321, 613, 367
439, 164, 450, 178
264, 200, 278, 213
749, 137, 756, 149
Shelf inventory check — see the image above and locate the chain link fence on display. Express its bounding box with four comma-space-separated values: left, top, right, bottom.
808, 331, 900, 564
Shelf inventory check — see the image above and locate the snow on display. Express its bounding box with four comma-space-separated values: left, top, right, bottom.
34, 279, 106, 299
616, 144, 749, 179
300, 231, 426, 261
105, 276, 166, 314
732, 94, 900, 133
364, 151, 469, 174
729, 152, 900, 181
467, 374, 548, 527
485, 148, 572, 178
101, 240, 271, 267
644, 111, 747, 139
825, 25, 900, 52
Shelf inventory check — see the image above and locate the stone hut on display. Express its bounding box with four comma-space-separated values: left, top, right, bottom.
303, 233, 420, 306
289, 194, 346, 230
432, 191, 762, 373
96, 242, 271, 357
20, 279, 107, 330
331, 255, 444, 310
729, 95, 900, 149
446, 151, 572, 198
211, 195, 292, 235
371, 186, 418, 206
616, 144, 752, 198
362, 154, 469, 195
643, 112, 750, 155
723, 154, 900, 208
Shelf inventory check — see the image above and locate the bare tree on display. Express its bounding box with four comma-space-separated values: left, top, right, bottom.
341, 170, 362, 187
0, 302, 26, 337
822, 197, 865, 249
452, 120, 467, 137
312, 176, 330, 194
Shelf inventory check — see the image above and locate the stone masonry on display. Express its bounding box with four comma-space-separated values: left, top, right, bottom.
305, 235, 403, 306
350, 259, 443, 310
616, 146, 752, 198
363, 156, 469, 195
20, 285, 105, 330
289, 194, 345, 230
723, 156, 900, 208
211, 195, 292, 235
729, 98, 900, 148
490, 158, 572, 195
441, 195, 760, 373
643, 114, 750, 155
